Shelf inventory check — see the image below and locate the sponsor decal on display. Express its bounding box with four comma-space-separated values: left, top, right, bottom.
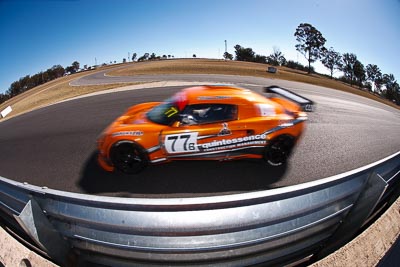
200, 134, 267, 152
164, 132, 200, 154
164, 106, 178, 117
303, 104, 314, 112
164, 132, 267, 154
163, 118, 305, 155
197, 96, 231, 100
112, 130, 144, 137
218, 123, 231, 136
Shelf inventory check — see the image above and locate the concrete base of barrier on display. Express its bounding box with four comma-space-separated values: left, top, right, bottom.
311, 197, 400, 267
1, 197, 400, 267
0, 227, 57, 267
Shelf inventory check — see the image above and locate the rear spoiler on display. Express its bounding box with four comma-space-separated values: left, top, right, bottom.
264, 86, 315, 112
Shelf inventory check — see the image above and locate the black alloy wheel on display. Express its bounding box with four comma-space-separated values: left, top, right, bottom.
110, 141, 149, 174
263, 135, 294, 166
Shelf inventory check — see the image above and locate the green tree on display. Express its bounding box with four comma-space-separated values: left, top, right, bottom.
7, 80, 21, 97
321, 47, 342, 79
20, 75, 31, 91
366, 64, 382, 92
383, 74, 398, 101
138, 53, 149, 61
149, 53, 156, 60
72, 61, 80, 72
341, 53, 358, 86
294, 23, 326, 73
65, 65, 75, 74
7, 75, 30, 96
267, 47, 286, 66
47, 65, 65, 79
132, 53, 137, 61
353, 60, 366, 88
223, 52, 233, 60
0, 93, 9, 104
284, 60, 313, 72
254, 54, 267, 64
234, 45, 255, 62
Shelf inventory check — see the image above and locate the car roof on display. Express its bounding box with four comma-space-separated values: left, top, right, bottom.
182, 85, 269, 105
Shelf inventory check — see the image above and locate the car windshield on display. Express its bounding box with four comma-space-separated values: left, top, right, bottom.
146, 99, 178, 125
146, 92, 188, 125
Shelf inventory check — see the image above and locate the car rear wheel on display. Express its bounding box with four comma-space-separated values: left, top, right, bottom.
110, 141, 149, 174
263, 135, 294, 166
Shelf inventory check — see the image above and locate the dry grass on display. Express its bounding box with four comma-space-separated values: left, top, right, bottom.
0, 64, 123, 110
10, 82, 141, 117
0, 66, 141, 119
1, 59, 398, 120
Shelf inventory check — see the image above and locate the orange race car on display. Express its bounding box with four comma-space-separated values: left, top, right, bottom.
97, 85, 314, 174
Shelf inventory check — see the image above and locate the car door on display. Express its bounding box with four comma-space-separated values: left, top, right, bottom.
160, 104, 249, 160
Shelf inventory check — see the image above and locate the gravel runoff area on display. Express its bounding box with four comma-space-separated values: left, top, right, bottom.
1, 197, 399, 266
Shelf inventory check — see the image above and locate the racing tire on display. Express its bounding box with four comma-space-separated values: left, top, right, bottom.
263, 135, 295, 166
110, 141, 149, 174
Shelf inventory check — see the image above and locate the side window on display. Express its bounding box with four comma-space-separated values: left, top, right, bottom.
181, 104, 237, 125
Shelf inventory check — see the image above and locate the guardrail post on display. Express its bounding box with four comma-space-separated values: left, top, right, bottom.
312, 171, 388, 261
13, 197, 71, 266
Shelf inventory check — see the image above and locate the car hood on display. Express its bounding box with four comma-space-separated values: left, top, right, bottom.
102, 102, 161, 134
117, 111, 149, 125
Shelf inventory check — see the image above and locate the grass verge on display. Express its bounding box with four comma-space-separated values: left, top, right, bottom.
1, 59, 398, 121
0, 75, 142, 120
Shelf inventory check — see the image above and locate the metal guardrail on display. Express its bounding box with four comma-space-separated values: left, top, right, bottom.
1, 151, 399, 266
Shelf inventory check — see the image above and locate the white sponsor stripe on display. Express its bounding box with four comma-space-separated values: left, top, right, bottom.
169, 145, 265, 158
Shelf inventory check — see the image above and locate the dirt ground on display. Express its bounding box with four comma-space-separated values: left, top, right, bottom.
311, 197, 400, 267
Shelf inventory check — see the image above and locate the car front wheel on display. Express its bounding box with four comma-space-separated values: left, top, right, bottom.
110, 141, 149, 174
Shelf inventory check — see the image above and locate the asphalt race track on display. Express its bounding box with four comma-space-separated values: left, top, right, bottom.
1, 72, 400, 198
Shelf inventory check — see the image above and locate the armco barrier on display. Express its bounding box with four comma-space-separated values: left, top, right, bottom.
1, 151, 399, 266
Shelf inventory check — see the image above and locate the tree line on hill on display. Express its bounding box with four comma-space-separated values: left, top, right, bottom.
128, 53, 176, 62
0, 53, 180, 104
224, 45, 314, 73
1, 23, 399, 105
226, 23, 399, 104
0, 61, 81, 104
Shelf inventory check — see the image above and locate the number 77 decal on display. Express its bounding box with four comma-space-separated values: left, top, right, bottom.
164, 132, 199, 154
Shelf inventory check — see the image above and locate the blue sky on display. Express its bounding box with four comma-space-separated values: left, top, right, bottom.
0, 0, 399, 94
